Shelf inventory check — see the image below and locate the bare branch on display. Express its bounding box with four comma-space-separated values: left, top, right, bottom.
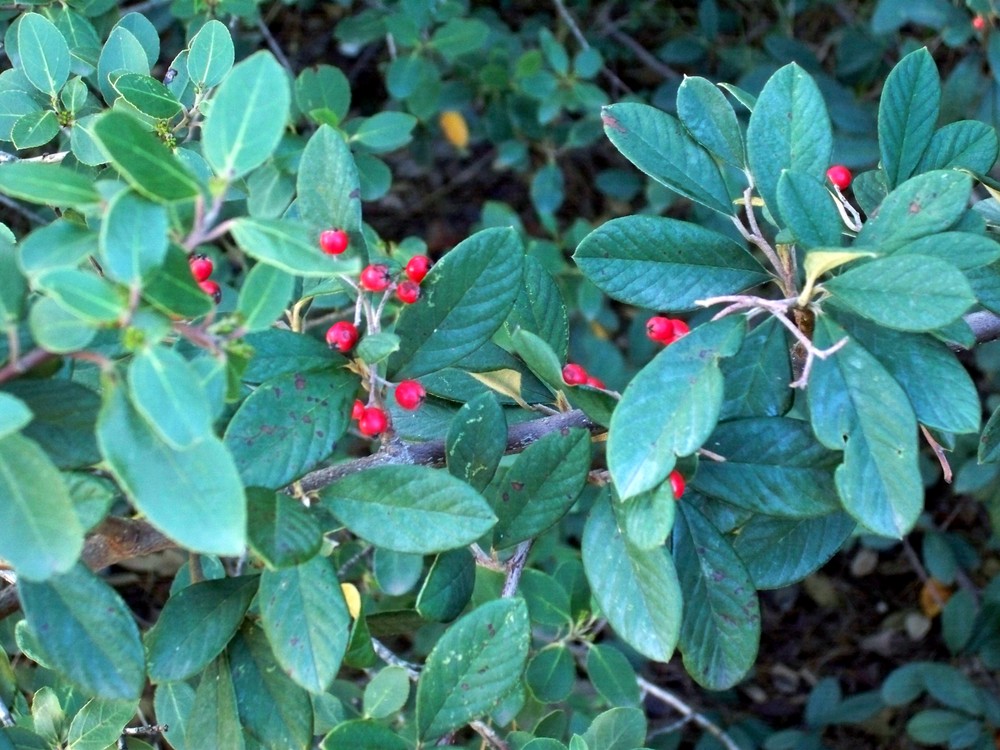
470, 720, 510, 750
501, 541, 532, 598
638, 676, 744, 750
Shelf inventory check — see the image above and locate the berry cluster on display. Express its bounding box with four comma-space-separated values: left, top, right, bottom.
188, 254, 221, 304
561, 363, 605, 390
358, 253, 431, 305
351, 399, 388, 437
646, 316, 689, 346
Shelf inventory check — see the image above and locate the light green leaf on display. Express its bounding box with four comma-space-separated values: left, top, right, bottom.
28, 297, 96, 353
246, 488, 322, 569
676, 76, 744, 167
416, 598, 529, 740
153, 682, 195, 750
580, 707, 647, 750
187, 20, 234, 88
236, 262, 293, 332
17, 14, 70, 97
777, 170, 845, 249
99, 189, 168, 283
66, 699, 138, 750
112, 73, 182, 118
416, 548, 475, 622
11, 109, 59, 149
878, 48, 939, 188
0, 162, 100, 206
321, 465, 497, 554
607, 316, 745, 500
96, 27, 148, 104
586, 645, 640, 708
202, 51, 290, 179
0, 392, 31, 440
352, 111, 417, 153
320, 721, 407, 750
296, 125, 366, 246
363, 667, 410, 719
231, 218, 355, 277
128, 344, 213, 450
185, 655, 244, 750
35, 268, 125, 323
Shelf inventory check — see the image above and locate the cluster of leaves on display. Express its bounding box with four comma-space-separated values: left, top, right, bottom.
2, 1, 1000, 749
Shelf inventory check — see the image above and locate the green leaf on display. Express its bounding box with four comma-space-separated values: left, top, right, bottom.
0, 90, 41, 142
674, 503, 759, 689
586, 644, 640, 708
526, 645, 575, 703
128, 344, 213, 449
321, 465, 497, 554
416, 598, 529, 740
837, 315, 981, 434
202, 51, 290, 179
582, 496, 682, 661
142, 244, 213, 319
824, 256, 974, 332
777, 170, 844, 249
446, 391, 507, 493
223, 368, 354, 490
917, 120, 999, 174
231, 218, 355, 277
96, 27, 149, 104
228, 623, 313, 749
719, 317, 792, 419
730, 511, 856, 589
0, 162, 99, 207
0, 433, 83, 580
66, 698, 138, 750
352, 111, 417, 153
906, 710, 978, 744
601, 102, 732, 214
92, 111, 201, 202
430, 17, 489, 61
112, 73, 181, 118
11, 109, 59, 149
416, 548, 475, 622
693, 418, 841, 517
890, 231, 1000, 270
153, 681, 195, 750
574, 216, 768, 312
878, 48, 939, 188
363, 666, 411, 719
510, 329, 565, 393
808, 316, 923, 538
259, 555, 350, 694
580, 707, 647, 750
236, 262, 293, 333
320, 720, 407, 750
146, 575, 259, 682
246, 488, 322, 569
608, 316, 745, 500
0, 392, 31, 439
676, 76, 744, 167
17, 14, 70, 97
389, 227, 524, 379
296, 125, 366, 245
99, 189, 168, 283
617, 483, 676, 550
97, 382, 246, 555
28, 297, 95, 353
855, 170, 972, 250
242, 329, 336, 384
19, 564, 145, 699
186, 20, 234, 88
185, 655, 244, 750
501, 255, 569, 360
17, 219, 97, 278
35, 268, 125, 323
356, 332, 399, 365
295, 65, 350, 126
490, 428, 591, 548
746, 62, 832, 225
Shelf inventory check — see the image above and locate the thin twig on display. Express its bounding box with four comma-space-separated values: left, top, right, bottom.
0, 346, 56, 384
551, 0, 631, 93
470, 720, 510, 750
122, 724, 168, 736
470, 544, 505, 572
372, 638, 421, 680
501, 541, 532, 598
257, 16, 293, 72
0, 193, 48, 226
919, 425, 952, 483
638, 676, 744, 750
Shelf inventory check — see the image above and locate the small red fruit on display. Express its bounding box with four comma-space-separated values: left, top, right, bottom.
973, 14, 987, 31
396, 280, 421, 304
198, 279, 221, 304
395, 379, 426, 410
585, 376, 605, 389
358, 406, 388, 436
351, 399, 365, 421
319, 228, 349, 255
404, 255, 432, 283
188, 253, 213, 282
670, 319, 690, 338
826, 165, 852, 190
669, 470, 685, 500
325, 321, 359, 352
360, 264, 391, 292
562, 363, 588, 386
646, 316, 674, 343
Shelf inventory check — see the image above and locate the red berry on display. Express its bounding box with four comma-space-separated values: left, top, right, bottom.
404, 255, 432, 283
360, 264, 391, 292
670, 319, 690, 339
395, 379, 426, 410
973, 14, 987, 31
562, 363, 588, 386
826, 165, 852, 190
585, 376, 605, 389
669, 470, 685, 500
395, 280, 421, 304
188, 254, 213, 282
646, 316, 675, 343
319, 228, 349, 255
325, 321, 359, 353
198, 279, 221, 304
351, 399, 365, 421
358, 406, 388, 436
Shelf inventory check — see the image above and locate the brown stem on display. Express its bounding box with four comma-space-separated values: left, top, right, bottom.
0, 347, 56, 384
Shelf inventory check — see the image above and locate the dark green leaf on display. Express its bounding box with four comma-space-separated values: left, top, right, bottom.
608, 317, 745, 499
746, 63, 832, 225
430, 18, 489, 61
890, 231, 1000, 270
146, 575, 259, 682
446, 391, 506, 493
259, 555, 350, 694
601, 102, 732, 214
719, 317, 792, 419
416, 598, 529, 740
296, 125, 366, 248
241, 329, 337, 384
526, 645, 575, 703
223, 368, 354, 489
295, 65, 350, 126
674, 504, 759, 689
694, 418, 840, 517
320, 720, 407, 750
416, 548, 475, 622
17, 219, 97, 278
142, 244, 213, 319
0, 162, 99, 207
574, 216, 768, 312
777, 170, 843, 249
19, 564, 144, 699
878, 48, 939, 188
917, 120, 998, 174
112, 73, 182, 118
0, 433, 83, 580
583, 497, 682, 661
676, 75, 744, 167
128, 344, 213, 449
510, 329, 565, 393
389, 227, 524, 379
186, 655, 244, 750
321, 465, 497, 554
586, 644, 640, 708
153, 682, 195, 750
501, 255, 569, 359
246, 488, 322, 569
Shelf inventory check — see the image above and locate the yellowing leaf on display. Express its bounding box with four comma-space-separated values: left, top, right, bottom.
798, 249, 878, 305
341, 582, 361, 619
439, 110, 469, 149
468, 369, 532, 410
